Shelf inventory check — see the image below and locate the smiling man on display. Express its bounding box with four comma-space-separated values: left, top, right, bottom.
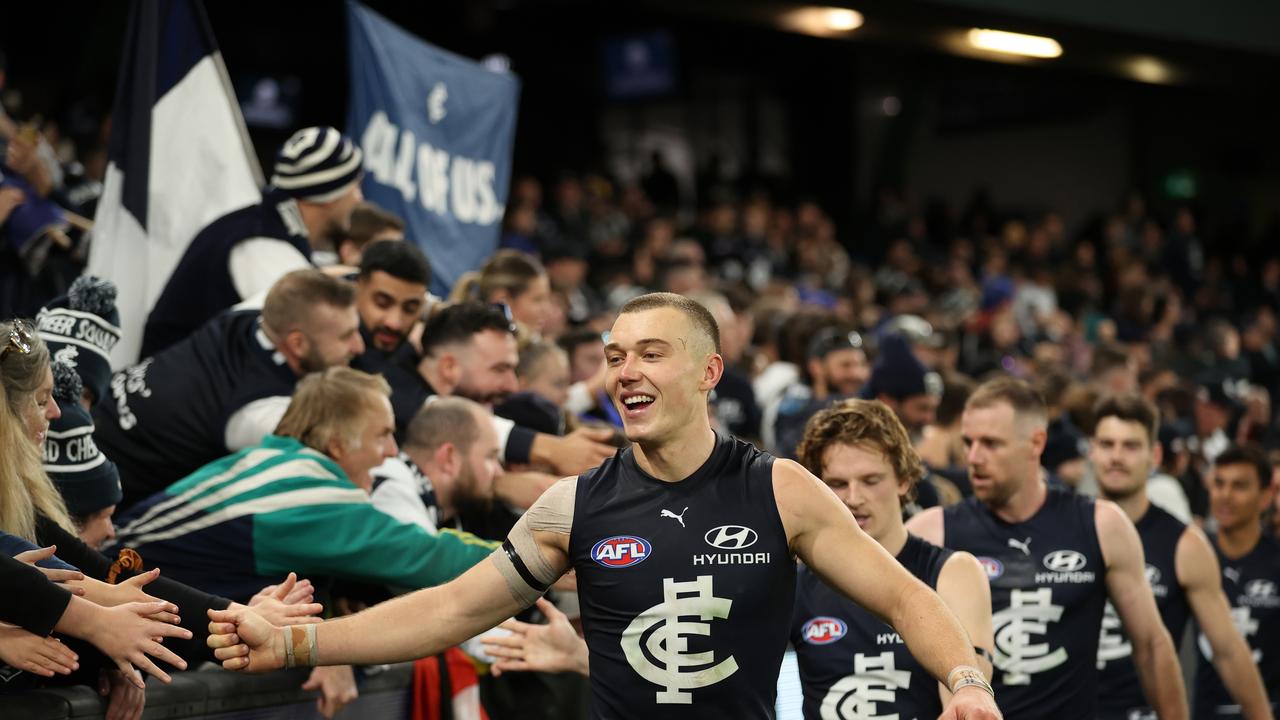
907, 378, 1187, 720
1195, 444, 1280, 719
207, 292, 1001, 720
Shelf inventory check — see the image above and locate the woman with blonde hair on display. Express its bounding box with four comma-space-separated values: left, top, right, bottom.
0, 319, 320, 711
448, 249, 553, 335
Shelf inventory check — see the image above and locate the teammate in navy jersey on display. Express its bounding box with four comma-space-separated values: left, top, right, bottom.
907, 377, 1186, 720
1196, 444, 1280, 719
474, 398, 995, 720
1090, 396, 1271, 720
207, 292, 1001, 720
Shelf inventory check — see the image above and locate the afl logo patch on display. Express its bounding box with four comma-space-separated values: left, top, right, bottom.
801, 617, 848, 645
590, 535, 652, 568
978, 556, 1004, 580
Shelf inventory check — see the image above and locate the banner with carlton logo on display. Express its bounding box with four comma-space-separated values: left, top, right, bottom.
346, 1, 520, 294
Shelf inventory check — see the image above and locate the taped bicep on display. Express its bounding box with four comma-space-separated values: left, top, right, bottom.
489, 476, 576, 607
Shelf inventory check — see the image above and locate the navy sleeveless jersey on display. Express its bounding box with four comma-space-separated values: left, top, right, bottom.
93, 310, 298, 510
142, 191, 311, 357
1096, 503, 1190, 720
943, 486, 1107, 720
792, 534, 953, 720
1194, 533, 1280, 719
570, 432, 795, 719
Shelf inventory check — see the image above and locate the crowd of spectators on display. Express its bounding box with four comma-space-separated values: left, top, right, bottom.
2, 55, 1279, 715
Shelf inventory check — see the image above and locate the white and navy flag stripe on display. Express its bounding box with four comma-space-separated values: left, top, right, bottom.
89, 0, 262, 367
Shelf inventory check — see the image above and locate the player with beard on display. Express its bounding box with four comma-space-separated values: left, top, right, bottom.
144, 127, 365, 357
1195, 445, 1280, 719
1090, 395, 1271, 720
94, 270, 364, 510
207, 292, 1001, 720
907, 378, 1187, 720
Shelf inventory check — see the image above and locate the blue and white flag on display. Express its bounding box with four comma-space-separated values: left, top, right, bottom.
89, 0, 262, 366
346, 1, 520, 295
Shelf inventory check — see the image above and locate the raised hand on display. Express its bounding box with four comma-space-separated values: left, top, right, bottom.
242, 573, 323, 626
13, 545, 86, 592
251, 572, 316, 607
546, 426, 616, 475
87, 601, 192, 688
207, 606, 284, 673
480, 598, 588, 676
0, 623, 79, 677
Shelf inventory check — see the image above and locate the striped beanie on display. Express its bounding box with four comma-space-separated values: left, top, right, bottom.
270, 126, 364, 203
36, 275, 122, 408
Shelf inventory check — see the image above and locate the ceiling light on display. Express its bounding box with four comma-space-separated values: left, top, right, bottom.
966, 28, 1062, 58
779, 6, 864, 38
1128, 56, 1175, 84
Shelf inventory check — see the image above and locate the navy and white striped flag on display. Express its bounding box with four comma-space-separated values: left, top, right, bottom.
89, 0, 262, 366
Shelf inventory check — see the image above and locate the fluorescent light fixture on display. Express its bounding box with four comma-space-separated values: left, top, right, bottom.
967, 28, 1062, 58
779, 6, 864, 37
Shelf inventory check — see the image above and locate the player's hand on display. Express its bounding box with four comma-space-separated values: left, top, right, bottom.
481, 598, 588, 676
302, 664, 358, 718
12, 545, 85, 592
207, 606, 284, 673
0, 623, 79, 676
938, 685, 1002, 720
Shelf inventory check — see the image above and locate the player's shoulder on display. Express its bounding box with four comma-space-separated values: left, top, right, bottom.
905, 506, 945, 545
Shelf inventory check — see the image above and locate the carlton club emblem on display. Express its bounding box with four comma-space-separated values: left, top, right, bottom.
622, 575, 738, 703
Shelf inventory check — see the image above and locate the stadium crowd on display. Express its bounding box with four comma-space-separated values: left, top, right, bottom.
2, 86, 1279, 719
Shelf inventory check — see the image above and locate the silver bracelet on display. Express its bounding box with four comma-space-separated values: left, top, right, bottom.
947, 665, 995, 697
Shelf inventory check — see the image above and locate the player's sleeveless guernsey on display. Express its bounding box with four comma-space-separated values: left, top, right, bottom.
1096, 504, 1190, 720
1194, 533, 1280, 719
791, 534, 953, 720
943, 486, 1107, 720
570, 432, 795, 719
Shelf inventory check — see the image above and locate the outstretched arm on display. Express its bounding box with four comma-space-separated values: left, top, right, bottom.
773, 460, 1000, 719
1097, 501, 1187, 720
1177, 526, 1272, 720
210, 479, 577, 672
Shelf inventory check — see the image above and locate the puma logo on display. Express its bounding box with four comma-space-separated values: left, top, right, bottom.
660, 507, 689, 528
1008, 537, 1033, 556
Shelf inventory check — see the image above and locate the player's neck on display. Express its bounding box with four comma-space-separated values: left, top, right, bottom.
1217, 520, 1262, 560
992, 470, 1048, 523
1105, 488, 1150, 524
633, 425, 717, 482
878, 521, 910, 557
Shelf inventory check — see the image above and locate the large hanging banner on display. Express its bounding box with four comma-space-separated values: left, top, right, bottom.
347, 1, 521, 294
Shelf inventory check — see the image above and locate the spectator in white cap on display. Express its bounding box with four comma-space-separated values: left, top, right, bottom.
142, 126, 364, 356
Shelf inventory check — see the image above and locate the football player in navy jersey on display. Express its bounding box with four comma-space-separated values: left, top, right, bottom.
1090, 395, 1271, 720
1196, 444, 1280, 719
476, 398, 995, 720
207, 292, 1001, 720
907, 377, 1186, 720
